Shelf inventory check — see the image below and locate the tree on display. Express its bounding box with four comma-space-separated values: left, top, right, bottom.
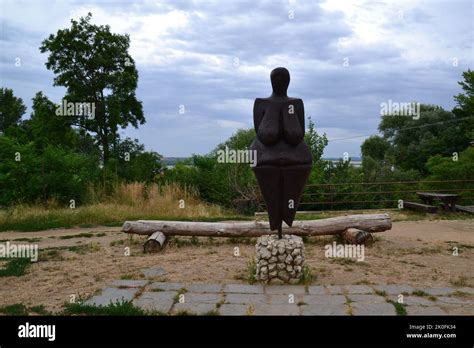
26, 92, 77, 150
40, 13, 144, 165
453, 69, 474, 140
361, 135, 390, 161
304, 117, 328, 164
0, 88, 26, 133
113, 137, 163, 182
378, 104, 470, 174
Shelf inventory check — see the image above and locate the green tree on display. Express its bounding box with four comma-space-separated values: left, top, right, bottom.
40, 13, 144, 165
0, 88, 26, 133
361, 135, 390, 161
113, 137, 163, 182
453, 69, 474, 140
304, 117, 328, 164
378, 104, 470, 174
25, 92, 77, 149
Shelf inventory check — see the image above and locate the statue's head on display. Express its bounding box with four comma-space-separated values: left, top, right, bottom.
270, 67, 290, 96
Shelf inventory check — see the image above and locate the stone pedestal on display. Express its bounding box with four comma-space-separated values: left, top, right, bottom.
255, 234, 305, 283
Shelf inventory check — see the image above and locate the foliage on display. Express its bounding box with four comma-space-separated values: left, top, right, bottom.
0, 87, 26, 133
378, 104, 470, 174
40, 13, 144, 164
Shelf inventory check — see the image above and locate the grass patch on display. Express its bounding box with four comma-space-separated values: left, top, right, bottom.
245, 259, 257, 285
387, 300, 407, 316
0, 183, 251, 232
0, 303, 29, 315
0, 258, 32, 277
298, 265, 314, 285
63, 301, 161, 316
173, 288, 189, 304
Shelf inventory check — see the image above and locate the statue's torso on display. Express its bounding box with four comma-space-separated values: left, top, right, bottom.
250, 97, 312, 166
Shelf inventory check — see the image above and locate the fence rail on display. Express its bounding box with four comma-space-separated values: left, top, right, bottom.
256, 179, 474, 211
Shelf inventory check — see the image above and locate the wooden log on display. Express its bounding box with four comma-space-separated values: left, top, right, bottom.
340, 228, 374, 245
455, 205, 474, 214
143, 231, 167, 253
122, 214, 391, 237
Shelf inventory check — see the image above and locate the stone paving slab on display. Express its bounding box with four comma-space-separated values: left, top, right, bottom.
132, 291, 177, 313
344, 285, 374, 294
110, 280, 148, 288
373, 284, 415, 295
219, 304, 253, 316
149, 282, 186, 291
265, 285, 307, 294
186, 283, 223, 293
251, 304, 300, 315
85, 288, 138, 306
303, 295, 346, 305
348, 294, 386, 304
326, 285, 344, 294
405, 306, 447, 315
352, 302, 396, 315
267, 294, 304, 305
307, 286, 326, 295
181, 292, 222, 304
403, 296, 438, 306
424, 287, 455, 296
225, 293, 267, 304
173, 303, 217, 315
223, 284, 264, 294
458, 287, 474, 295
436, 296, 470, 305
300, 303, 348, 315
89, 280, 474, 316
141, 267, 167, 278
442, 306, 474, 315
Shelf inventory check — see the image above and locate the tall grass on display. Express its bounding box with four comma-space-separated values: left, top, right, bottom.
0, 182, 241, 232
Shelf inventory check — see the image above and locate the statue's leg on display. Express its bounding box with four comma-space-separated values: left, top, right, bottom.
281, 164, 312, 227
253, 166, 283, 232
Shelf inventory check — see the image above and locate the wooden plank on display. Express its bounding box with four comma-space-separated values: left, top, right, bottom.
121, 214, 392, 237
404, 201, 437, 213
455, 205, 474, 214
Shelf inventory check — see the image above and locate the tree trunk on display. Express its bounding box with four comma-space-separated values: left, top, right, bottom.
122, 214, 391, 237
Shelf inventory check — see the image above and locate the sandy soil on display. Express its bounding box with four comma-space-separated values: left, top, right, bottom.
0, 218, 473, 313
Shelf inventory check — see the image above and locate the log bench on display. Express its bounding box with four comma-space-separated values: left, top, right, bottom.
122, 214, 392, 252
404, 201, 438, 213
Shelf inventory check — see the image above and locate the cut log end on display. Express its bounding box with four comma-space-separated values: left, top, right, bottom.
143, 231, 167, 253
340, 228, 374, 245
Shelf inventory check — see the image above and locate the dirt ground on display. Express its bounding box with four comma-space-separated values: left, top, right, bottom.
0, 218, 473, 313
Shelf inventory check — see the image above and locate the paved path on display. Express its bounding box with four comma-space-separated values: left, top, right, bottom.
85, 277, 474, 316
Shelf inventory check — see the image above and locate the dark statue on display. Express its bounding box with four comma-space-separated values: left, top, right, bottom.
250, 67, 312, 239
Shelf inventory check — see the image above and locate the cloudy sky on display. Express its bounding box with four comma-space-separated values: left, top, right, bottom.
1, 0, 472, 157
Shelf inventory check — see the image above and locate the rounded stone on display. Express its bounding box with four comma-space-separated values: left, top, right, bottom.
255, 234, 305, 284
